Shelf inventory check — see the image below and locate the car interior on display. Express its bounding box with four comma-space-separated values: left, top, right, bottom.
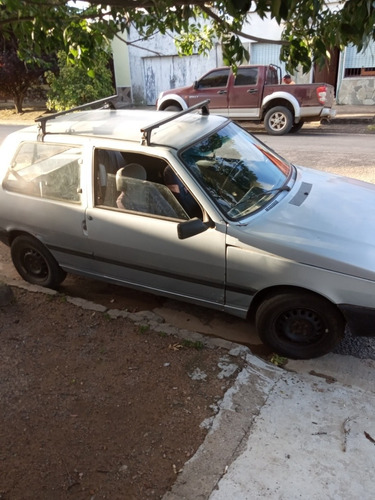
94, 148, 201, 220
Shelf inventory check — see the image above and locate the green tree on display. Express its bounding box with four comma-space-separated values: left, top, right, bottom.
45, 50, 114, 111
1, 0, 374, 73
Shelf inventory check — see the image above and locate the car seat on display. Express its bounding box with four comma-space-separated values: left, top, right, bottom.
116, 163, 147, 210
116, 164, 188, 219
96, 150, 126, 204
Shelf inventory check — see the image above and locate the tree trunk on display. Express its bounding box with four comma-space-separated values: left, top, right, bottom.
14, 94, 24, 113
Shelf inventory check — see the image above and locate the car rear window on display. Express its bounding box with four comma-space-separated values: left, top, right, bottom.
3, 142, 82, 203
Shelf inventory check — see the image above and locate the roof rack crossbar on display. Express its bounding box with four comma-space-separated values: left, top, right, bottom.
140, 99, 210, 146
35, 94, 118, 140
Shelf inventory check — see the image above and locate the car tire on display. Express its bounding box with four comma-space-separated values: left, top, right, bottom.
289, 120, 304, 133
11, 235, 67, 288
164, 105, 182, 111
264, 106, 293, 135
255, 291, 345, 359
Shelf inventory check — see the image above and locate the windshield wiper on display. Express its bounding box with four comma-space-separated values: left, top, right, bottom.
261, 185, 291, 197
229, 184, 291, 217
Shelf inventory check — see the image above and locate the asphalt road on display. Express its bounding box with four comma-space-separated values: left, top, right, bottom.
1, 124, 375, 360
258, 129, 375, 183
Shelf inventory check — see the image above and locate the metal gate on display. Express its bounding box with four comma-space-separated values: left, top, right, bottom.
143, 54, 216, 105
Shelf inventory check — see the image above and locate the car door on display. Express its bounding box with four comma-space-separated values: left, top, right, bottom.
187, 68, 230, 113
84, 154, 226, 306
228, 67, 262, 119
0, 141, 90, 268
85, 209, 226, 306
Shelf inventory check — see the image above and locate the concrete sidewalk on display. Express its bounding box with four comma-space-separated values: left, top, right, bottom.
332, 104, 375, 124
164, 352, 375, 500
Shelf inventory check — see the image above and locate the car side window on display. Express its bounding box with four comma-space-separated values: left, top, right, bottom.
234, 67, 258, 86
3, 142, 82, 203
197, 69, 230, 89
94, 149, 193, 220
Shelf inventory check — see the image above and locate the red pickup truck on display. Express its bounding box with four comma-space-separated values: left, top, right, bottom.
156, 65, 336, 135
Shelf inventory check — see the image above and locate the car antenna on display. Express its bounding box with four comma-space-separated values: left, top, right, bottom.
35, 95, 118, 141
141, 99, 210, 146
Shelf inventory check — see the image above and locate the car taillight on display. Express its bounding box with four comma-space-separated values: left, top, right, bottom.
316, 86, 327, 105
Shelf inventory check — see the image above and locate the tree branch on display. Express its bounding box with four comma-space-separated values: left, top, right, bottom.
200, 5, 287, 45
86, 0, 208, 7
114, 32, 162, 56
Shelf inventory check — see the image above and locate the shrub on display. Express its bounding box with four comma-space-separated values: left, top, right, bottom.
46, 51, 114, 111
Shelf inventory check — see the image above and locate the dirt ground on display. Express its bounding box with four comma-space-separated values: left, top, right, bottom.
0, 285, 245, 499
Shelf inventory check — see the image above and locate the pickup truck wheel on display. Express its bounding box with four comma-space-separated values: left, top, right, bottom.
255, 292, 344, 359
289, 120, 304, 133
164, 105, 182, 111
11, 235, 67, 289
264, 106, 293, 135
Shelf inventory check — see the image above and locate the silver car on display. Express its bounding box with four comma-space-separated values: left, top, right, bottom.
0, 100, 374, 359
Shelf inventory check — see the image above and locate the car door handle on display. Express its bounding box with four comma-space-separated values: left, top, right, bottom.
217, 90, 227, 94
247, 89, 258, 94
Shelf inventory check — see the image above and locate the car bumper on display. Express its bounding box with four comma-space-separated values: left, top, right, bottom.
339, 304, 375, 337
321, 107, 336, 119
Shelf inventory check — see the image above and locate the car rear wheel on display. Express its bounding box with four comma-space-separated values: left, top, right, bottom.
255, 292, 345, 359
11, 235, 67, 288
289, 120, 304, 133
264, 106, 293, 135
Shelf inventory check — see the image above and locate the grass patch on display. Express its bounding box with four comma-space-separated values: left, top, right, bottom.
181, 339, 204, 350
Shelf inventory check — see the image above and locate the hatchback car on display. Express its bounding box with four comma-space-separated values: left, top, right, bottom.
0, 99, 374, 359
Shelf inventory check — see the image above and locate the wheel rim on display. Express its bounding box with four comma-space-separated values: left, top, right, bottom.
275, 308, 327, 344
270, 112, 287, 132
21, 247, 49, 279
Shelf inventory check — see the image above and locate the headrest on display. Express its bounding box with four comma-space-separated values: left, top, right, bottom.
116, 163, 147, 191
120, 163, 147, 180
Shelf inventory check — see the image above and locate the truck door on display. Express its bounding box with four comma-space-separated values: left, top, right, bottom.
228, 67, 262, 119
188, 68, 230, 113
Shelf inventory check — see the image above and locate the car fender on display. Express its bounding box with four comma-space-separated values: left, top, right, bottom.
261, 92, 301, 122
156, 94, 188, 111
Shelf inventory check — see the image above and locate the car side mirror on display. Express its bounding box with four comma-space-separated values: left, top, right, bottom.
177, 217, 213, 240
193, 80, 199, 90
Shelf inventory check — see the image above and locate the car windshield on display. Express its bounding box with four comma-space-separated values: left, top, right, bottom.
180, 122, 292, 219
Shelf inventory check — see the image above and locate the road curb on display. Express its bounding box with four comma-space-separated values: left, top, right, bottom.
2, 277, 249, 354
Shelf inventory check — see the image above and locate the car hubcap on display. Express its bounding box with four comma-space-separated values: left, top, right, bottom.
22, 249, 48, 278
276, 308, 325, 344
270, 113, 286, 131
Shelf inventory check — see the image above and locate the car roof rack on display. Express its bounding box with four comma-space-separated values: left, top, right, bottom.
140, 99, 210, 146
35, 95, 118, 141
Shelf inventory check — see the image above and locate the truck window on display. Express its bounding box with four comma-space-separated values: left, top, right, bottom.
234, 67, 258, 86
197, 69, 230, 89
266, 67, 279, 85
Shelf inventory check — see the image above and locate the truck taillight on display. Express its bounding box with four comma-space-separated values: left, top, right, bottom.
316, 86, 327, 105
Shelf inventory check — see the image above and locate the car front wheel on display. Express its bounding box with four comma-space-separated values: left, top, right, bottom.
164, 105, 182, 111
255, 292, 345, 359
11, 235, 67, 289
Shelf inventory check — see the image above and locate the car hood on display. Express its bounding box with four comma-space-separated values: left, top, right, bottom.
229, 166, 375, 281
